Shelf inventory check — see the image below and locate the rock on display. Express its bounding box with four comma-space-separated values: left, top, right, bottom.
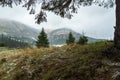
112, 71, 120, 80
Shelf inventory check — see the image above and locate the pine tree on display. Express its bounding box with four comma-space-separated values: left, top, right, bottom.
66, 32, 75, 45
77, 35, 88, 45
36, 28, 49, 48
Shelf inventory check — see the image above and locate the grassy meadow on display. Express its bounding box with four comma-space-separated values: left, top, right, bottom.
0, 41, 120, 80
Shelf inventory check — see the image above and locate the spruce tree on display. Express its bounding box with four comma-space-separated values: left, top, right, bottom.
77, 36, 88, 45
36, 28, 49, 48
66, 32, 75, 45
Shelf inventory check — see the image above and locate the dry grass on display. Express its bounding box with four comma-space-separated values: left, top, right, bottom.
0, 41, 120, 80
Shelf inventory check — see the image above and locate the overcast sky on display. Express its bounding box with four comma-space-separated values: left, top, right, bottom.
0, 5, 115, 39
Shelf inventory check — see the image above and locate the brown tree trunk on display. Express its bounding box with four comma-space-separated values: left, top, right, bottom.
114, 0, 120, 48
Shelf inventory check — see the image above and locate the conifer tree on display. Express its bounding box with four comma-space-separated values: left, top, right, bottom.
78, 36, 88, 45
36, 28, 49, 48
78, 32, 88, 45
66, 32, 75, 45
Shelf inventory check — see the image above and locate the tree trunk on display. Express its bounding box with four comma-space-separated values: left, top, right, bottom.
114, 0, 120, 48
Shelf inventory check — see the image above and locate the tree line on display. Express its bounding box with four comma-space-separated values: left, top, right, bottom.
0, 34, 29, 48
36, 28, 88, 48
0, 29, 88, 48
66, 32, 88, 45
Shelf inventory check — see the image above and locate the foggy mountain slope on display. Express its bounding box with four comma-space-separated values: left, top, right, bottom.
0, 19, 102, 46
0, 19, 39, 43
48, 28, 101, 45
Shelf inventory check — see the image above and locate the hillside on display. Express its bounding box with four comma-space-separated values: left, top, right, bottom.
0, 35, 30, 48
0, 19, 39, 44
48, 28, 102, 45
0, 41, 120, 80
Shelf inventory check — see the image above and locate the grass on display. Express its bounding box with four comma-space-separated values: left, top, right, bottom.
0, 41, 120, 80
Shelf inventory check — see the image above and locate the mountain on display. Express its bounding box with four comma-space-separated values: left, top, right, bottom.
48, 28, 102, 45
0, 19, 102, 47
0, 19, 39, 45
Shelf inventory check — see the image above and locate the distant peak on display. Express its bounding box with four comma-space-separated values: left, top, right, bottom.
56, 28, 72, 31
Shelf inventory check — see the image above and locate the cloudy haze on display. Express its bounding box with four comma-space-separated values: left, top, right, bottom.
0, 5, 115, 39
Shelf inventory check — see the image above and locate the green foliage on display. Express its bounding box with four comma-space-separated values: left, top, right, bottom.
66, 32, 75, 45
77, 35, 88, 45
36, 28, 49, 48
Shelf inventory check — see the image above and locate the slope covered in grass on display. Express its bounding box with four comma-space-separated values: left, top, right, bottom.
0, 41, 120, 80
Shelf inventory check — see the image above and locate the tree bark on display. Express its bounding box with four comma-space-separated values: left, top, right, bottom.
114, 0, 120, 48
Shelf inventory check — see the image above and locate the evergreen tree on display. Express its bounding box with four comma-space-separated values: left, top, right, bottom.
78, 35, 88, 45
66, 32, 75, 45
36, 28, 49, 48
